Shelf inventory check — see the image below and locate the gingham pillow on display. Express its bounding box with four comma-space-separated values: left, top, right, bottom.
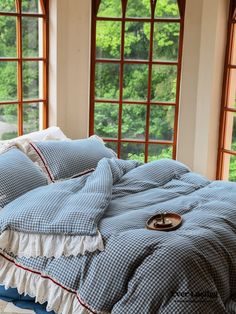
0, 147, 48, 208
28, 136, 117, 181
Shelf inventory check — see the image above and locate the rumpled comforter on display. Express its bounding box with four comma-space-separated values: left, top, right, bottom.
1, 158, 236, 314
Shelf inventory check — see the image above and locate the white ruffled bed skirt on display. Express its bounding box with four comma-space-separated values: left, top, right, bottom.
0, 252, 109, 314
0, 230, 104, 258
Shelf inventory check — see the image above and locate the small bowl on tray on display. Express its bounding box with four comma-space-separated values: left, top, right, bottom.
146, 212, 182, 231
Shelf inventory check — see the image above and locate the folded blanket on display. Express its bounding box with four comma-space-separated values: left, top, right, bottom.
0, 158, 141, 257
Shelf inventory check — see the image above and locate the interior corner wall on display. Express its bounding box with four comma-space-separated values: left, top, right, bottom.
177, 0, 229, 179
48, 0, 91, 139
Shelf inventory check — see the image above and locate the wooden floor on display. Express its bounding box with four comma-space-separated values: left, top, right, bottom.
0, 300, 34, 314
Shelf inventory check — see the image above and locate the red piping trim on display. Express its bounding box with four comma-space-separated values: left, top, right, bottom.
0, 253, 98, 314
29, 142, 55, 182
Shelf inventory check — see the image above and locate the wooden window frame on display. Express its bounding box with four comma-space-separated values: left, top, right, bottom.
89, 0, 186, 161
0, 0, 49, 136
217, 0, 236, 179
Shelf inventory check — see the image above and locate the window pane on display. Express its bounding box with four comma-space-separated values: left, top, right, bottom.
222, 154, 236, 182
152, 65, 177, 101
229, 154, 236, 181
97, 0, 121, 17
96, 21, 121, 59
22, 17, 43, 58
0, 0, 15, 12
0, 62, 17, 101
148, 144, 173, 161
23, 61, 43, 100
23, 103, 41, 134
149, 105, 175, 140
0, 16, 17, 57
122, 104, 146, 139
224, 111, 236, 151
124, 22, 150, 60
227, 69, 236, 108
95, 63, 120, 100
155, 0, 180, 18
121, 142, 145, 162
94, 103, 119, 138
0, 104, 18, 140
126, 0, 150, 18
123, 64, 148, 101
22, 0, 42, 14
153, 23, 180, 61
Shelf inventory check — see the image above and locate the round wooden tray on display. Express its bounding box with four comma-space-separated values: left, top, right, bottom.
146, 212, 182, 231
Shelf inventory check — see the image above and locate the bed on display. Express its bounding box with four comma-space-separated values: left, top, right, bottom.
0, 134, 236, 314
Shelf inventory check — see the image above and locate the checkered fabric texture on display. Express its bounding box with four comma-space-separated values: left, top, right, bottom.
33, 137, 116, 180
1, 159, 236, 313
0, 158, 140, 235
0, 148, 48, 208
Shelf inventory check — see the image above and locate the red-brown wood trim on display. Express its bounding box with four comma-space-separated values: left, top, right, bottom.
222, 149, 236, 157
144, 0, 156, 162
0, 99, 45, 105
94, 99, 176, 106
103, 137, 173, 145
216, 0, 233, 179
17, 0, 23, 135
96, 17, 181, 23
95, 58, 178, 65
177, 0, 186, 19
89, 0, 185, 162
89, 0, 97, 136
0, 0, 49, 135
0, 57, 46, 61
0, 11, 46, 17
173, 0, 185, 159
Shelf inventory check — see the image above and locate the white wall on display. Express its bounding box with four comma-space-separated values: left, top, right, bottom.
49, 0, 91, 139
177, 0, 229, 179
49, 0, 229, 179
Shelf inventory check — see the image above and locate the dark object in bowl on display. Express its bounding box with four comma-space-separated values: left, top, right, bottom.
146, 212, 182, 231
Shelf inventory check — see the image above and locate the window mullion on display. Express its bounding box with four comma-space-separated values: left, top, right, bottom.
172, 5, 185, 159
42, 0, 49, 129
117, 1, 127, 158
144, 0, 156, 163
17, 0, 23, 136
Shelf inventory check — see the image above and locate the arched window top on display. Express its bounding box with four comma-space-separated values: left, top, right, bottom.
97, 0, 122, 18
90, 0, 185, 162
0, 0, 45, 14
0, 0, 16, 12
126, 0, 151, 18
155, 0, 180, 18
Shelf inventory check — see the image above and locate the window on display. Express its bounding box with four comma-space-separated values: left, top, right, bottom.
90, 0, 185, 162
0, 0, 48, 140
217, 0, 236, 181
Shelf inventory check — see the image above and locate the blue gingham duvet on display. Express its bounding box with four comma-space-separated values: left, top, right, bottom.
1, 158, 236, 314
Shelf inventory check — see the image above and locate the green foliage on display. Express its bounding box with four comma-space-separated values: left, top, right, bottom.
0, 4, 41, 139
95, 0, 179, 161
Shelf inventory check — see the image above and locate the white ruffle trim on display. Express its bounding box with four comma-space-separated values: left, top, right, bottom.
0, 252, 95, 314
0, 230, 104, 258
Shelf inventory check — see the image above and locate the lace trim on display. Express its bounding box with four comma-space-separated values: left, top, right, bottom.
0, 252, 106, 314
0, 230, 104, 258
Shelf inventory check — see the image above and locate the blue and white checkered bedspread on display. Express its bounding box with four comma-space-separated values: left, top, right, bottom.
1, 159, 236, 313
0, 158, 140, 236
